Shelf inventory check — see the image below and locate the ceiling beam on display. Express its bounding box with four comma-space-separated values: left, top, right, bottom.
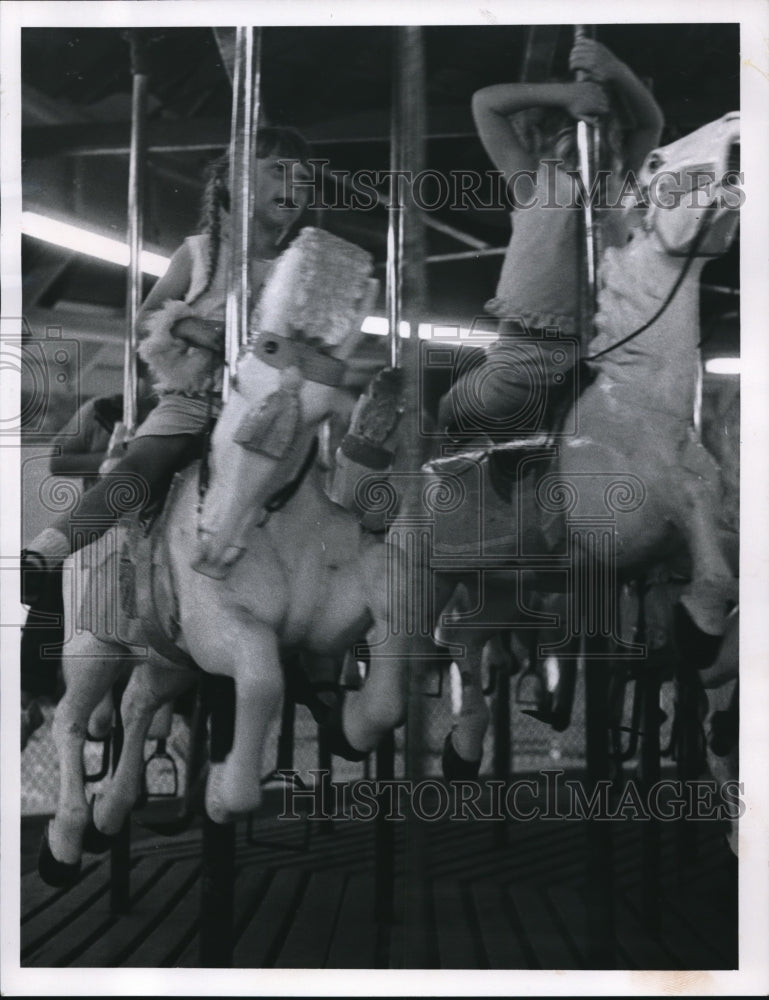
23, 107, 478, 158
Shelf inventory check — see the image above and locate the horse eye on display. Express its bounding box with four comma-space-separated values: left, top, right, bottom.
646, 153, 663, 172
264, 340, 278, 355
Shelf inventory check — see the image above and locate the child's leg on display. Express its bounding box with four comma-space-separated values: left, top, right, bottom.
440, 336, 563, 435
68, 433, 201, 532
22, 434, 201, 598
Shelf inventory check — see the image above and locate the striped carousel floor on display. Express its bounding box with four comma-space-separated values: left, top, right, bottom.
20, 777, 738, 971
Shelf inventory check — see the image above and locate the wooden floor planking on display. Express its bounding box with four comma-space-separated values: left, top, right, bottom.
232, 868, 306, 968
19, 812, 738, 970
432, 880, 481, 970
21, 861, 102, 923
73, 858, 201, 967
470, 878, 532, 970
24, 856, 168, 967
612, 891, 679, 970
507, 882, 582, 970
274, 870, 346, 968
324, 872, 379, 969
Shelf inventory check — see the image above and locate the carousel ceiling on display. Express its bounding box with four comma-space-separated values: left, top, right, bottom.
19, 22, 740, 395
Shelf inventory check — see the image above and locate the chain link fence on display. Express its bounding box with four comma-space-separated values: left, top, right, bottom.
21, 656, 679, 816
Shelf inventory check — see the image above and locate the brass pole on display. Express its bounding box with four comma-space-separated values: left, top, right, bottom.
223, 27, 262, 402
120, 31, 148, 442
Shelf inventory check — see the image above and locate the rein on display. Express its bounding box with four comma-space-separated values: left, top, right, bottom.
584, 200, 718, 363
195, 328, 349, 531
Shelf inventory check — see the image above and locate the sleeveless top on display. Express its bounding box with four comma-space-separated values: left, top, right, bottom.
134, 233, 275, 437
485, 163, 628, 342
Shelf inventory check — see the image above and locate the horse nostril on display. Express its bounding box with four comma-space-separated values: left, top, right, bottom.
264, 340, 278, 355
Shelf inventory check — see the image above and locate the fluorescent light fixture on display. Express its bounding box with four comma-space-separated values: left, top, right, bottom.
704, 357, 740, 375
21, 211, 170, 277
20, 213, 501, 345
360, 317, 496, 343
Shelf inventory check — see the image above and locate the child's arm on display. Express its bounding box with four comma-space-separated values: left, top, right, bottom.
472, 81, 610, 179
569, 38, 664, 172
137, 242, 223, 353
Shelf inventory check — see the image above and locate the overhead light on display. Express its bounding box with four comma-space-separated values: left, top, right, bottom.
21, 211, 170, 277
704, 357, 740, 375
361, 316, 495, 342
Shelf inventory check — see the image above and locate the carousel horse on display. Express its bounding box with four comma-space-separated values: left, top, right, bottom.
39, 227, 386, 885
440, 377, 740, 782
332, 112, 742, 761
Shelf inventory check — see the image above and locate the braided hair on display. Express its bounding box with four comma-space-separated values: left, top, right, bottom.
195, 126, 314, 301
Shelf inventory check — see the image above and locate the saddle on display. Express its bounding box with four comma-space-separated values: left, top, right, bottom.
119, 475, 194, 669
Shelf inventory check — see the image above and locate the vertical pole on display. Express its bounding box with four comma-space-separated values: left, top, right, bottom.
386, 62, 404, 371
199, 675, 236, 968
374, 732, 396, 924
584, 636, 615, 968
635, 579, 662, 936
223, 26, 262, 403
492, 665, 511, 849
122, 31, 148, 436
573, 25, 601, 319
573, 24, 614, 968
109, 683, 131, 915
393, 25, 434, 970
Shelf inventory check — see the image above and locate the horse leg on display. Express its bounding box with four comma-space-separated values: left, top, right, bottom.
436, 585, 493, 778
90, 663, 193, 839
43, 632, 126, 876
87, 688, 114, 740
183, 618, 284, 823
339, 551, 455, 756
443, 640, 491, 779
666, 448, 738, 637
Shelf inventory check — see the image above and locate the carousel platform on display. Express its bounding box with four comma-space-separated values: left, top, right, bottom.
20, 781, 738, 971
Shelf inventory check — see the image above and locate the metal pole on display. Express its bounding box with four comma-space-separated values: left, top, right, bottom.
385, 49, 404, 370
223, 27, 262, 402
374, 733, 396, 924
584, 636, 616, 968
109, 682, 131, 915
573, 25, 601, 317
105, 31, 149, 461
199, 674, 236, 968
393, 25, 434, 970
492, 664, 511, 849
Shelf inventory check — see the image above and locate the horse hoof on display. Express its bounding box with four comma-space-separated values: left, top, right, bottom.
81, 818, 116, 854
441, 732, 481, 781
38, 831, 81, 888
319, 698, 368, 762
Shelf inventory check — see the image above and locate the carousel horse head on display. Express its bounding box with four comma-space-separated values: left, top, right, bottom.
636, 111, 740, 257
194, 227, 377, 577
592, 113, 740, 362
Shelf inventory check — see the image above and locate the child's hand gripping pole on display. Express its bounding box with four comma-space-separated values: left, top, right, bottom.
572, 25, 602, 319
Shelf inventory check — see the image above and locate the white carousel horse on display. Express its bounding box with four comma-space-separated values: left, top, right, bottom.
39, 228, 383, 884
335, 112, 741, 760
442, 379, 740, 780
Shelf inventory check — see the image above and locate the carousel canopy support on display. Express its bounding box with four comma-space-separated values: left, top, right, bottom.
223, 27, 263, 403
121, 30, 149, 439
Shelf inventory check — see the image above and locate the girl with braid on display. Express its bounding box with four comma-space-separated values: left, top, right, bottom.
22, 127, 314, 605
